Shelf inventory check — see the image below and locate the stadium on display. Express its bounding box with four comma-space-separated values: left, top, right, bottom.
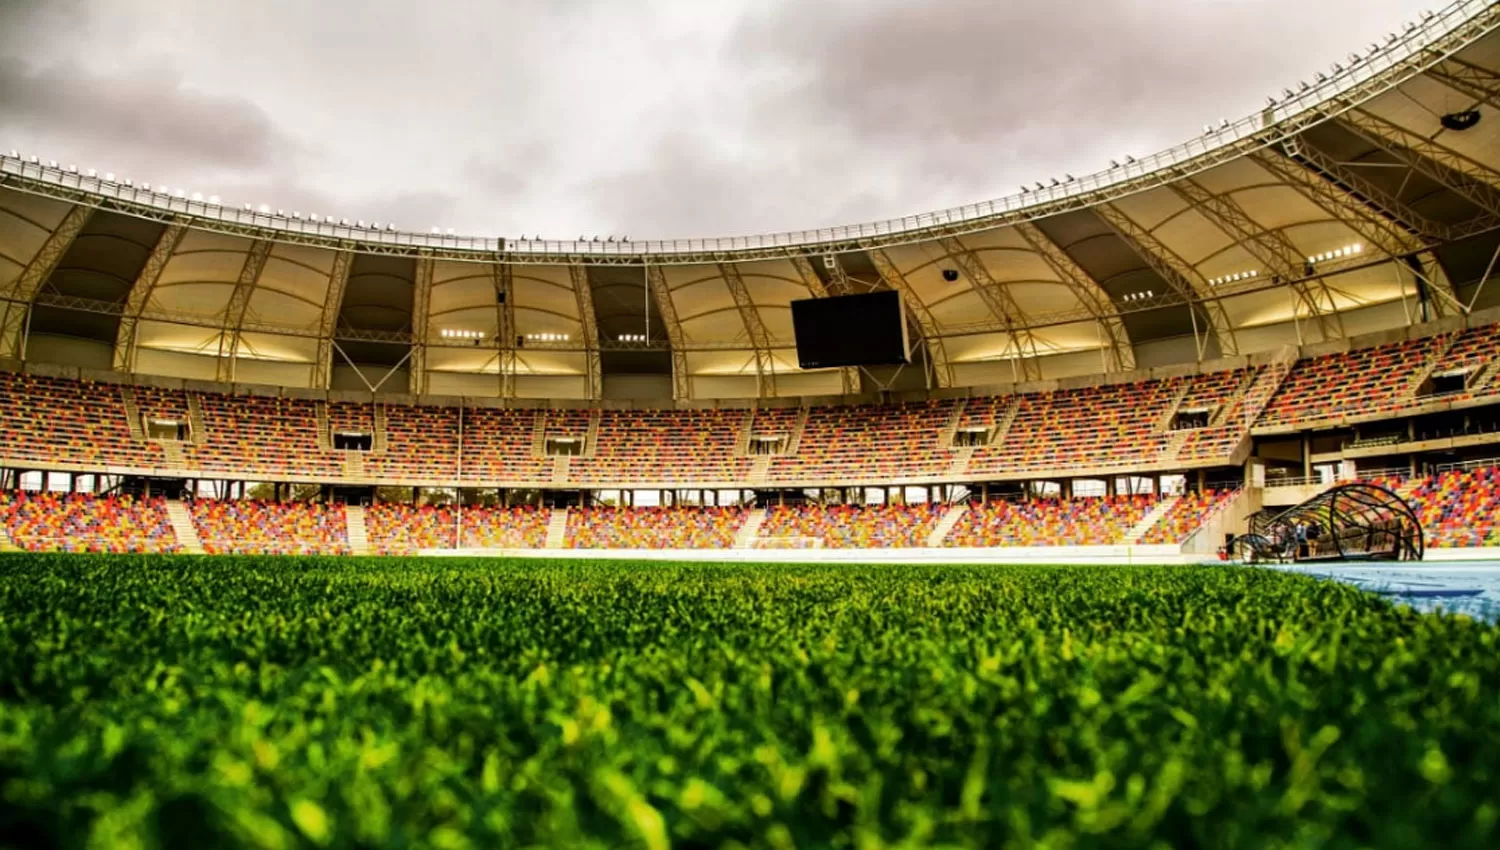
3, 1, 1500, 846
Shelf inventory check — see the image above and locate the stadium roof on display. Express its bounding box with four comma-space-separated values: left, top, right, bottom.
1, 0, 1499, 402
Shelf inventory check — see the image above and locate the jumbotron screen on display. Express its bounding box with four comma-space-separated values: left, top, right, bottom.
790, 290, 911, 369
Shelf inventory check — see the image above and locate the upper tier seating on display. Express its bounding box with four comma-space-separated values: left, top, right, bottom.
0, 491, 179, 553
572, 410, 753, 484
9, 323, 1500, 487
189, 499, 349, 555
566, 506, 746, 549
944, 495, 1153, 547
759, 503, 945, 548
967, 383, 1178, 476
767, 401, 954, 482
0, 374, 158, 468
1257, 337, 1436, 427
365, 503, 458, 555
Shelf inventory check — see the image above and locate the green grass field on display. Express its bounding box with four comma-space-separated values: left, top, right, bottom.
1, 554, 1498, 849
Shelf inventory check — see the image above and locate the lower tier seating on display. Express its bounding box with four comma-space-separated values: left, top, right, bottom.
567, 506, 746, 549
944, 496, 1153, 547
460, 506, 552, 548
189, 499, 350, 555
1139, 489, 1236, 545
365, 503, 458, 555
1405, 467, 1500, 548
758, 504, 945, 548
0, 492, 179, 553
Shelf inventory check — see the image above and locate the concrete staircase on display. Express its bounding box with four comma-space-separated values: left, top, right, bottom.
1125, 495, 1180, 544
947, 445, 975, 477
1211, 368, 1261, 426
583, 409, 602, 457
343, 453, 365, 480
544, 509, 569, 549
315, 401, 333, 450
990, 397, 1022, 448
1159, 429, 1192, 466
159, 440, 186, 469
747, 455, 772, 486
735, 408, 756, 455
372, 403, 389, 453
185, 393, 207, 444
937, 399, 967, 448
1156, 383, 1192, 431
345, 504, 371, 556
926, 503, 969, 547
119, 386, 146, 439
733, 508, 767, 548
785, 408, 810, 453
551, 455, 570, 485
1407, 332, 1459, 398
163, 499, 204, 554
0, 527, 19, 553
532, 410, 549, 457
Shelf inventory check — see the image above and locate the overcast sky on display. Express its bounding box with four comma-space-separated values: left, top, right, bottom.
0, 0, 1442, 240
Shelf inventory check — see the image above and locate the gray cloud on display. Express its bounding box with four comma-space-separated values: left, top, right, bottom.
0, 58, 310, 171
0, 0, 1441, 239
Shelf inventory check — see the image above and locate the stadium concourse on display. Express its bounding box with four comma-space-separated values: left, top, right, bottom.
1, 0, 1500, 559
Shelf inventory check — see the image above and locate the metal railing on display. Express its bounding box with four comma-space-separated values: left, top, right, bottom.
0, 0, 1491, 259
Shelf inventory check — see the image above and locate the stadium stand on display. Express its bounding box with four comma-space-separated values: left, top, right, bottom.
0, 373, 157, 468
365, 503, 459, 555
572, 410, 753, 485
758, 503, 945, 548
192, 393, 342, 479
460, 409, 551, 482
1257, 337, 1437, 426
566, 506, 746, 549
459, 506, 552, 548
0, 491, 180, 553
189, 499, 350, 555
1139, 489, 1237, 545
1404, 466, 1500, 548
944, 496, 1154, 547
967, 383, 1178, 476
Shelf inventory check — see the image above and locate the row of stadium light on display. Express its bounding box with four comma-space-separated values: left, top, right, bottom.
1309, 243, 1363, 264
1122, 289, 1155, 303
439, 329, 485, 340
617, 334, 648, 343
527, 332, 570, 342
1209, 269, 1259, 286
3, 152, 432, 234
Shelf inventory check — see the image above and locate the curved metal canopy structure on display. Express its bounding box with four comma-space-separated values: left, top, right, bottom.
1, 0, 1499, 401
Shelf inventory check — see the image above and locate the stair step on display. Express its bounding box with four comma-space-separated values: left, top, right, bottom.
164, 499, 205, 555
345, 504, 371, 556
545, 509, 569, 549
1126, 495, 1180, 545
734, 508, 768, 548
927, 503, 969, 547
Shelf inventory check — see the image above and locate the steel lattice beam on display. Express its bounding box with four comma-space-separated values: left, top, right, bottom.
1013, 222, 1136, 371
408, 255, 434, 394
789, 254, 859, 393
1171, 178, 1345, 342
313, 249, 353, 389
567, 263, 602, 400
114, 223, 189, 372
1336, 108, 1500, 217
1427, 56, 1500, 109
868, 249, 955, 388
215, 240, 273, 382
1281, 137, 1471, 242
1093, 202, 1239, 358
645, 265, 692, 399
0, 203, 92, 360
1252, 146, 1466, 317
935, 236, 1044, 380
495, 260, 517, 399
717, 262, 778, 398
